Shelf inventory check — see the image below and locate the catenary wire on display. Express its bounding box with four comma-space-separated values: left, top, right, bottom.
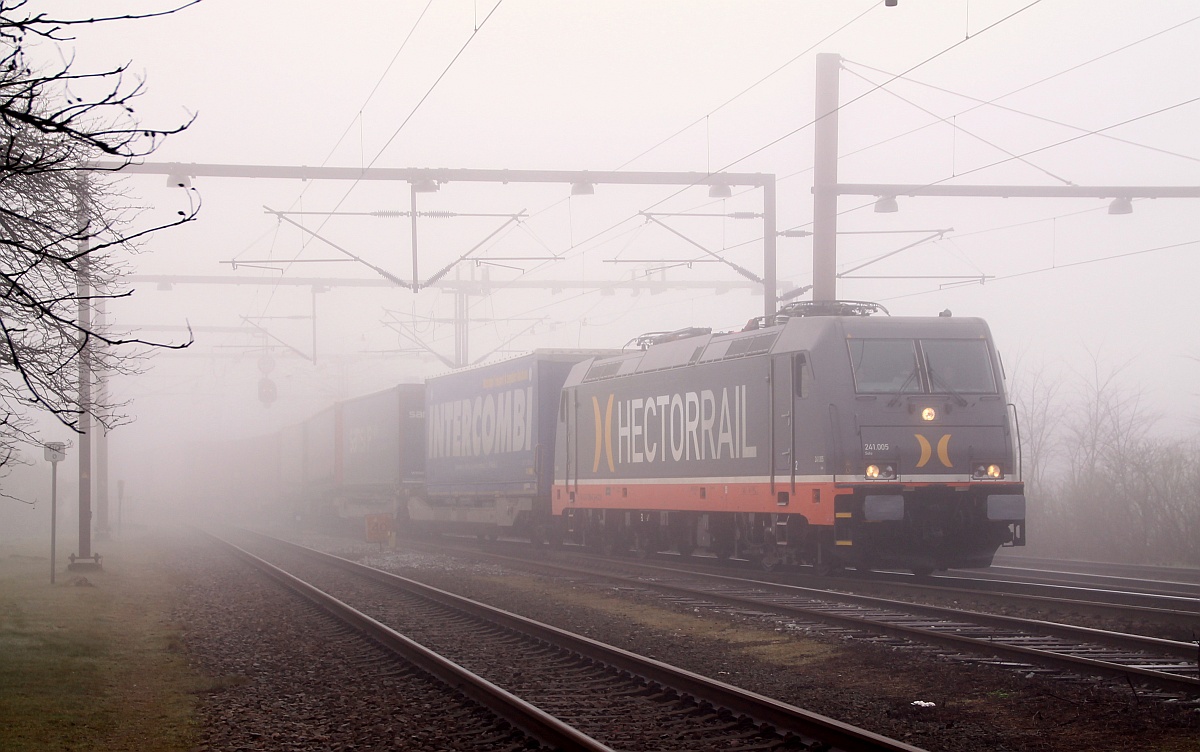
237, 0, 438, 328
839, 65, 1076, 185
879, 237, 1200, 303
246, 2, 504, 342
470, 0, 1048, 332
613, 0, 879, 171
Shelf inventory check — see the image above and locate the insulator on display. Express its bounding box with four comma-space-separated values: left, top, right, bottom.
371, 210, 411, 218
418, 211, 458, 218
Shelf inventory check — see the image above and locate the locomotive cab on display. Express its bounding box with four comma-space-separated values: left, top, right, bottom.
814, 314, 1026, 574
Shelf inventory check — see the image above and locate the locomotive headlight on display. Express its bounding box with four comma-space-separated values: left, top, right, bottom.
865, 463, 896, 480
973, 463, 1004, 479
921, 407, 936, 421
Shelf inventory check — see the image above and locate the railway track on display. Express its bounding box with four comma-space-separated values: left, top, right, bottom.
435, 536, 1200, 638
479, 536, 1200, 620
992, 554, 1200, 586
865, 570, 1200, 609
215, 528, 926, 752
392, 538, 1200, 700
186, 534, 566, 750
561, 540, 1200, 638
798, 567, 1200, 639
957, 562, 1200, 599
756, 558, 1200, 615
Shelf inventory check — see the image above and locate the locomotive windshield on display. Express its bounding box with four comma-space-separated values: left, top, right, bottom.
848, 339, 922, 394
921, 339, 997, 394
849, 338, 996, 395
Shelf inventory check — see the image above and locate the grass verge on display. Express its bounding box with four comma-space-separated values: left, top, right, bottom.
0, 535, 199, 752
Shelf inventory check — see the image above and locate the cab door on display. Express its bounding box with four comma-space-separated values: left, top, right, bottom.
559, 389, 577, 498
770, 355, 795, 499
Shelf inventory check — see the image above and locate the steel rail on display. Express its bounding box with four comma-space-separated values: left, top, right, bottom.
958, 565, 1200, 596
992, 555, 1200, 585
634, 564, 1199, 662
246, 530, 928, 752
206, 531, 616, 752
834, 570, 1200, 620
413, 542, 1200, 695
901, 571, 1200, 611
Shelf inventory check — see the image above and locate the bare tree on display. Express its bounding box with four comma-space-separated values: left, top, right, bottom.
0, 1, 200, 476
1009, 356, 1061, 502
1011, 348, 1200, 565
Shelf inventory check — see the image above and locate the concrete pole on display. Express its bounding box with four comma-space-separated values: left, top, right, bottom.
409, 185, 420, 291
50, 460, 57, 583
454, 268, 468, 368
812, 53, 841, 302
311, 285, 319, 366
75, 240, 93, 561
95, 297, 109, 540
763, 177, 778, 322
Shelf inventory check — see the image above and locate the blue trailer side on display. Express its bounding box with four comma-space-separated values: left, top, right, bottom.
412, 350, 611, 540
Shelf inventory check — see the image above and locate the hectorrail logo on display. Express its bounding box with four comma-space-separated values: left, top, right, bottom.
587, 386, 758, 474
592, 395, 614, 473
914, 433, 953, 468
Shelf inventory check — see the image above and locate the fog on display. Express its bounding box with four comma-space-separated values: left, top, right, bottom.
3, 1, 1198, 537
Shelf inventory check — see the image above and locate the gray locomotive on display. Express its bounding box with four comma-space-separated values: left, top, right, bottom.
552, 301, 1026, 574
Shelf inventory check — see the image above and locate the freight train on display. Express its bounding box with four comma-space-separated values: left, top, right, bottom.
265, 301, 1026, 575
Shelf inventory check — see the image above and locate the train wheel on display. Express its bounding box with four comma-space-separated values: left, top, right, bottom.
757, 528, 780, 571
814, 560, 841, 576
709, 516, 736, 559
813, 542, 842, 576
670, 513, 696, 556
758, 549, 780, 572
633, 527, 657, 558
853, 554, 877, 573
602, 529, 628, 557
711, 536, 734, 560
583, 512, 605, 553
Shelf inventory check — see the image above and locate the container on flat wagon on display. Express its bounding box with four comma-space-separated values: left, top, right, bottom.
304, 405, 339, 489
416, 350, 614, 536
339, 384, 425, 504
278, 421, 306, 513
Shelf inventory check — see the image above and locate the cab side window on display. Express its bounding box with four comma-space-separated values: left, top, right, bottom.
793, 352, 813, 398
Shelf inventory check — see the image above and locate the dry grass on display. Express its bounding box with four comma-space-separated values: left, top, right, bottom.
476, 573, 837, 667
0, 535, 200, 752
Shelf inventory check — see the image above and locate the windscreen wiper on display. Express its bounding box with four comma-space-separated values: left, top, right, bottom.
886, 367, 920, 407
928, 368, 968, 406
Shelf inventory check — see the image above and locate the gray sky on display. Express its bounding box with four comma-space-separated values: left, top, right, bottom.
31, 0, 1200, 454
